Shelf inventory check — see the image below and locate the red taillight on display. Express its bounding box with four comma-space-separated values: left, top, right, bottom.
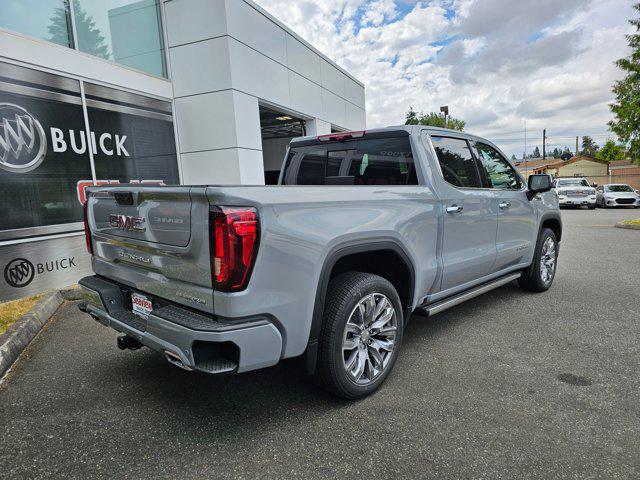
317, 130, 365, 142
210, 207, 259, 292
83, 200, 93, 255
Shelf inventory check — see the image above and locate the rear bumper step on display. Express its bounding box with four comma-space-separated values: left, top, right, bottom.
422, 272, 522, 316
78, 276, 282, 374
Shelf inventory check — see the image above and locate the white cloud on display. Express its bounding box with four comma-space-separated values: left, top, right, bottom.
253, 0, 635, 157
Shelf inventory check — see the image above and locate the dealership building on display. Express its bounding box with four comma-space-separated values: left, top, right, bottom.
0, 0, 366, 300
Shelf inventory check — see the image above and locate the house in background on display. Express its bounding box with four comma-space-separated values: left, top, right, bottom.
514, 156, 608, 183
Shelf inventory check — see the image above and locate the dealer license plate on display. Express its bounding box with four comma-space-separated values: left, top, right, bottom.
131, 292, 153, 318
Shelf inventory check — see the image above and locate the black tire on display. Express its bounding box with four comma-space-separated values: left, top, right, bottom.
518, 227, 558, 292
588, 205, 595, 210
315, 272, 404, 400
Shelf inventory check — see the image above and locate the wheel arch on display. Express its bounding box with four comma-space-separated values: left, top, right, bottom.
305, 238, 416, 374
540, 211, 562, 242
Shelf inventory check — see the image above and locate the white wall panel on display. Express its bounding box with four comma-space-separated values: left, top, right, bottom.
306, 119, 331, 136
285, 34, 321, 81
237, 148, 266, 184
169, 37, 231, 98
181, 148, 265, 185
345, 102, 366, 130
288, 71, 322, 120
225, 0, 287, 65
232, 91, 262, 150
320, 59, 345, 98
164, 0, 227, 47
344, 77, 366, 108
180, 149, 241, 184
228, 38, 290, 107
321, 89, 347, 127
174, 90, 238, 152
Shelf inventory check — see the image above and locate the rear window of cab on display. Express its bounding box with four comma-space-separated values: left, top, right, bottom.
282, 136, 418, 186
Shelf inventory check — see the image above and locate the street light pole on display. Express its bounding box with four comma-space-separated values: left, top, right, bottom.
440, 105, 449, 129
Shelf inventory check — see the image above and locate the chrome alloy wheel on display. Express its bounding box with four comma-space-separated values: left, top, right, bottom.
342, 293, 398, 385
540, 237, 557, 285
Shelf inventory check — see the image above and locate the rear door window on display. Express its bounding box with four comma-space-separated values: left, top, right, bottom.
282, 136, 418, 185
430, 136, 482, 188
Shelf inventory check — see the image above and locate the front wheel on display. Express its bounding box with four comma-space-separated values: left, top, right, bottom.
519, 228, 558, 292
315, 272, 404, 399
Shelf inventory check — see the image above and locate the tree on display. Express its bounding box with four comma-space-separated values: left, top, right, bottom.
531, 146, 541, 158
581, 136, 599, 157
596, 139, 625, 163
48, 0, 110, 58
609, 3, 640, 163
404, 107, 465, 131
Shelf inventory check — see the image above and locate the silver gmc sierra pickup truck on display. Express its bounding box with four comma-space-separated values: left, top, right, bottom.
79, 126, 561, 399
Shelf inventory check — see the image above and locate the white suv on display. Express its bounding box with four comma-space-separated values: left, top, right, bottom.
553, 177, 597, 209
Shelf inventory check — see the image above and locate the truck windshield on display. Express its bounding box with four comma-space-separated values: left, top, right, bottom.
606, 185, 634, 192
282, 136, 417, 185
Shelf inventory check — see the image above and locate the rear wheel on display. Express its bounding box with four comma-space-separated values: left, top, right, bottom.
518, 227, 558, 292
315, 272, 403, 399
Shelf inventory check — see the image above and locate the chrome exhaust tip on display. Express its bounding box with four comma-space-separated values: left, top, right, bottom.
164, 350, 193, 371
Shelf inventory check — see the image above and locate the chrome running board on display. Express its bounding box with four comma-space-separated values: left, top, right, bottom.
424, 272, 522, 316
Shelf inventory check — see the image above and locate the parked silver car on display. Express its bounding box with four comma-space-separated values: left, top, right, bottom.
596, 184, 640, 208
553, 177, 597, 209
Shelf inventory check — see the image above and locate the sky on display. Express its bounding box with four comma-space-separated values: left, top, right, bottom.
253, 0, 635, 158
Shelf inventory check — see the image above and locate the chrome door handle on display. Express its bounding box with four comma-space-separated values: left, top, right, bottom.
499, 202, 510, 209
446, 205, 463, 213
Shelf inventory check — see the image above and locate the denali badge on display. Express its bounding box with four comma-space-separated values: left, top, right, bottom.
0, 103, 47, 173
109, 214, 146, 232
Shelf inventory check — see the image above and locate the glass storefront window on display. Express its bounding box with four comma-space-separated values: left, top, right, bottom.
0, 0, 73, 48
0, 62, 178, 237
84, 83, 179, 187
0, 63, 90, 231
73, 0, 166, 77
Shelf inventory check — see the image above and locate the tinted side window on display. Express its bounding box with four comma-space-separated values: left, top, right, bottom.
431, 136, 481, 188
282, 147, 325, 185
475, 143, 521, 189
282, 136, 417, 185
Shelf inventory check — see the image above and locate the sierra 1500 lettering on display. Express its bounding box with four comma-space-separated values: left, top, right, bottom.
78, 126, 561, 399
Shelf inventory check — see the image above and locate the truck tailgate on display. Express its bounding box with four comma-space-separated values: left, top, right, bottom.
92, 187, 192, 246
87, 185, 214, 313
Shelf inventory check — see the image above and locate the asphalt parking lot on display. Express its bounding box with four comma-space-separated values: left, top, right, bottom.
1, 207, 639, 479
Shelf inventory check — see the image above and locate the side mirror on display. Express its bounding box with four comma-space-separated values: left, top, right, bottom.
592, 183, 598, 188
527, 174, 552, 200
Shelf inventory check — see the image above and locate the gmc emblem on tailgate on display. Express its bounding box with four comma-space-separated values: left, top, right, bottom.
109, 214, 146, 232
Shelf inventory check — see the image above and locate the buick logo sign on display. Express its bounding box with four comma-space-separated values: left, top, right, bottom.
0, 103, 47, 173
4, 258, 35, 288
